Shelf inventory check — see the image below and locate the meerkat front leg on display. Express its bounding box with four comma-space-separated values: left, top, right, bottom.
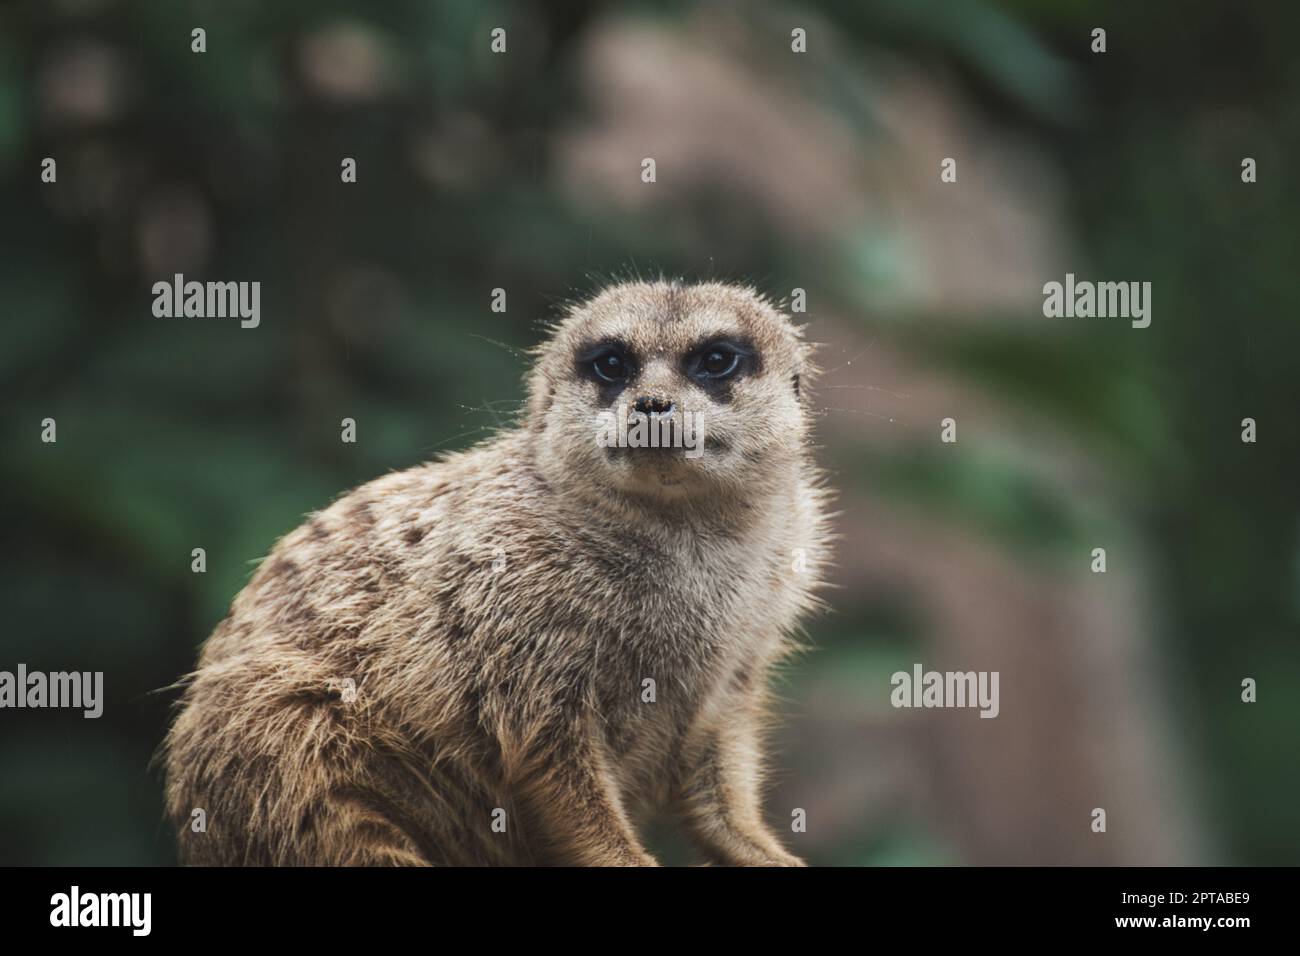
678, 709, 806, 867
514, 713, 659, 866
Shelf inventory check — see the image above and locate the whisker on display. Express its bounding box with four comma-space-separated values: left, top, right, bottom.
821, 340, 878, 377
468, 334, 529, 360
821, 384, 911, 399
818, 405, 905, 425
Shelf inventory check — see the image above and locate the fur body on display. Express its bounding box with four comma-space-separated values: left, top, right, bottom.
163, 281, 831, 865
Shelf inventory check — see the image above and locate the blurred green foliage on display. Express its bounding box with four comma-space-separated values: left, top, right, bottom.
1, 0, 1297, 865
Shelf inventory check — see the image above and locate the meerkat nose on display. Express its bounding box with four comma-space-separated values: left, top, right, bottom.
633, 395, 674, 416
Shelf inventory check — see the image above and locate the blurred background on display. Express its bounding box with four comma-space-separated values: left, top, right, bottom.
1, 0, 1297, 866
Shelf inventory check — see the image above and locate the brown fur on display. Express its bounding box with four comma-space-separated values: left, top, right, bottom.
162, 280, 832, 865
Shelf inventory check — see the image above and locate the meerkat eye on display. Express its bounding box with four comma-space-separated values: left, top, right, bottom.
693, 345, 742, 380
592, 349, 629, 383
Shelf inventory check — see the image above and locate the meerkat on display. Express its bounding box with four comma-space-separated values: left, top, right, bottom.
162, 280, 832, 866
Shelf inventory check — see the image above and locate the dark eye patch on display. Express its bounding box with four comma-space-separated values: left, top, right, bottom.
575, 338, 637, 398
683, 336, 759, 401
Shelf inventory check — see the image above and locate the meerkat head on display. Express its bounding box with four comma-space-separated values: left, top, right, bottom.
526, 280, 813, 507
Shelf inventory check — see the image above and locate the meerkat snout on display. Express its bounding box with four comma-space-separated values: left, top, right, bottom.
163, 279, 831, 866
632, 395, 674, 416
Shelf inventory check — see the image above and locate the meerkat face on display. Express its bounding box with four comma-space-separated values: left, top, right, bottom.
528, 281, 812, 503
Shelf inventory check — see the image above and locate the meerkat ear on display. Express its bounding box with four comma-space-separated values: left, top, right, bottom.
524, 332, 565, 426
792, 373, 801, 396
526, 373, 553, 426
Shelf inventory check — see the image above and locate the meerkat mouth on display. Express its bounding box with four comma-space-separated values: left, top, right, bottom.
601, 432, 731, 466
604, 444, 696, 473
594, 407, 706, 459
